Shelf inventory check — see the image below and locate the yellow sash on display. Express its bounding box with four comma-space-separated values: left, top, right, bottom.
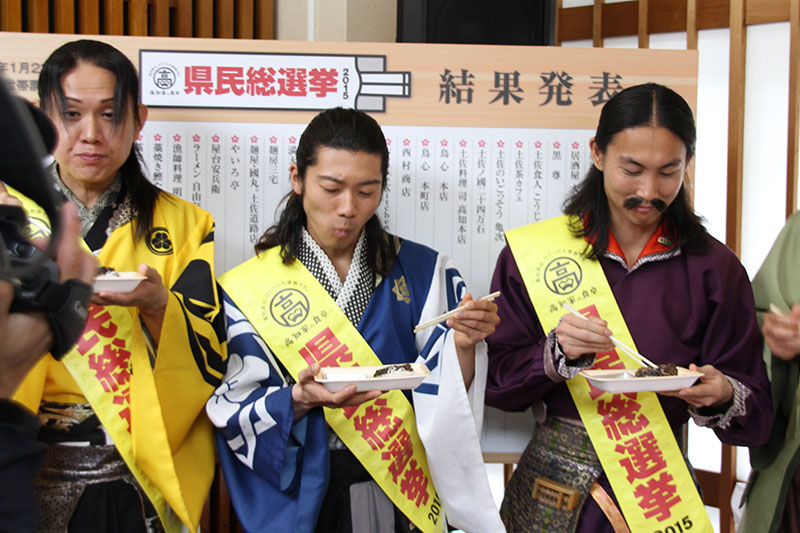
506, 215, 712, 533
12, 190, 218, 533
218, 247, 444, 533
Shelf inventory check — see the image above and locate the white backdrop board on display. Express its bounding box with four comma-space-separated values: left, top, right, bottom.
134, 120, 594, 294
1, 33, 698, 456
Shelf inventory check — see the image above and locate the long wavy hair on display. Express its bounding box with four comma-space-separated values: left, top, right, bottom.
38, 39, 159, 242
563, 83, 709, 258
255, 107, 396, 275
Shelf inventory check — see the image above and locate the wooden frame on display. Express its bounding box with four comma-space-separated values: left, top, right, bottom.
727, 0, 746, 256
788, 0, 800, 217
559, 0, 794, 43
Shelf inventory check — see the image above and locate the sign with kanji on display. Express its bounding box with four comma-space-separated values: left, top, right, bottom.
76, 304, 133, 431
1, 32, 698, 458
140, 50, 410, 112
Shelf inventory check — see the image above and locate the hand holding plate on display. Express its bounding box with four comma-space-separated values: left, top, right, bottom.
93, 263, 169, 343
292, 363, 382, 420
660, 363, 733, 408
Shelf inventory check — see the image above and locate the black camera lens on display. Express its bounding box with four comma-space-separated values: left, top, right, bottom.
11, 242, 34, 259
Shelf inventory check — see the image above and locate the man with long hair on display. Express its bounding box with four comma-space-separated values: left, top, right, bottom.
207, 108, 504, 532
10, 40, 225, 533
486, 83, 772, 532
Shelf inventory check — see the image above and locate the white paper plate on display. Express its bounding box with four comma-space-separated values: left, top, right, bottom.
315, 363, 430, 392
94, 272, 146, 293
579, 367, 702, 393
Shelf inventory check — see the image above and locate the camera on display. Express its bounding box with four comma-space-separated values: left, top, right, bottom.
0, 76, 92, 359
0, 204, 59, 307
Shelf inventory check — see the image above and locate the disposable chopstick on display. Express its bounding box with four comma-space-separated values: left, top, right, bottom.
770, 303, 787, 315
413, 291, 501, 333
769, 303, 800, 334
561, 302, 658, 368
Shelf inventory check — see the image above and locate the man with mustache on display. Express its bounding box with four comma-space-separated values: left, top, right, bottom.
485, 83, 772, 532
623, 196, 667, 212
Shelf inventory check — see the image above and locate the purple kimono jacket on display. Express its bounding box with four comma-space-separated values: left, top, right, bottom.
487, 232, 772, 532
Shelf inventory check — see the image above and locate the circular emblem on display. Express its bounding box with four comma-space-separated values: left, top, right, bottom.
270, 288, 310, 327
543, 256, 582, 295
152, 65, 177, 90
146, 227, 173, 255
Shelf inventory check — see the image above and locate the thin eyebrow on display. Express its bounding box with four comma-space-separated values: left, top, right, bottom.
64, 97, 115, 104
318, 175, 381, 187
619, 156, 681, 169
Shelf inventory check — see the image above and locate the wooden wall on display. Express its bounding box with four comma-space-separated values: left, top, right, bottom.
0, 0, 274, 39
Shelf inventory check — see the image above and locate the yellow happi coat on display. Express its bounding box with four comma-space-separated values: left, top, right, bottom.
13, 191, 225, 532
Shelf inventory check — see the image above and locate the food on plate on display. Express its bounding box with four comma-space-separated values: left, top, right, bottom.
96, 266, 120, 276
634, 363, 679, 378
93, 268, 146, 293
580, 366, 701, 393
315, 363, 429, 392
372, 363, 416, 377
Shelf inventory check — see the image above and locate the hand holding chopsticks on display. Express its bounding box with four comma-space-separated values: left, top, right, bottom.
769, 303, 800, 333
561, 302, 658, 369
764, 302, 800, 360
413, 291, 501, 333
768, 303, 800, 335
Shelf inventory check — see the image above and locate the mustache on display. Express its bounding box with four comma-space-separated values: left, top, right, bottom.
623, 197, 668, 213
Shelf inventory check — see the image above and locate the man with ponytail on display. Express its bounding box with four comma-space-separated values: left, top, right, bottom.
486, 83, 772, 532
9, 40, 225, 533
207, 107, 504, 533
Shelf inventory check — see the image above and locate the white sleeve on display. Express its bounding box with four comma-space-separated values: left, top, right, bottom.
412, 253, 506, 533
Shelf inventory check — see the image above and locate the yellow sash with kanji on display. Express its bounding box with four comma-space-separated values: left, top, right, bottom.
506, 215, 712, 533
218, 247, 444, 533
12, 191, 215, 533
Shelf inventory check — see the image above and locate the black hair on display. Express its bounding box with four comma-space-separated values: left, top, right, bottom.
255, 107, 396, 275
38, 39, 159, 242
562, 82, 709, 257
